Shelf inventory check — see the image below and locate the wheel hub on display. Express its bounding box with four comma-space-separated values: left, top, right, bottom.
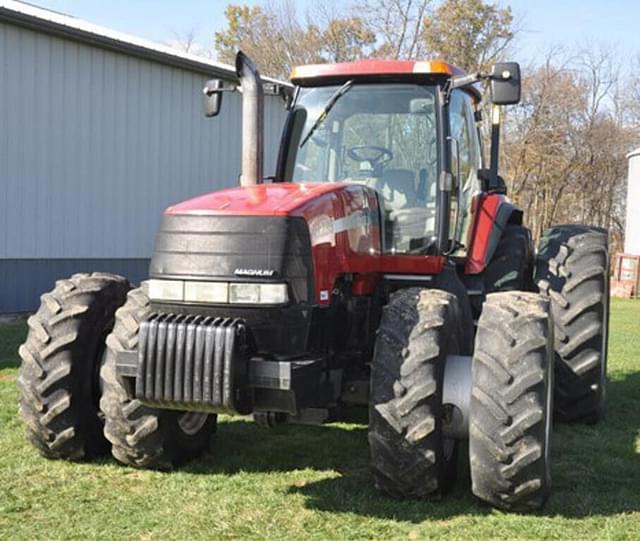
442, 354, 472, 439
177, 412, 209, 435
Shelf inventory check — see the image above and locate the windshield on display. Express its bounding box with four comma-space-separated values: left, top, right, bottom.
283, 83, 440, 254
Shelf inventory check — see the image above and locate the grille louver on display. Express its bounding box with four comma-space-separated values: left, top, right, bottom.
136, 314, 251, 413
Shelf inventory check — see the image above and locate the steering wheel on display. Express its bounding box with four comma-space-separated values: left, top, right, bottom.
347, 145, 393, 169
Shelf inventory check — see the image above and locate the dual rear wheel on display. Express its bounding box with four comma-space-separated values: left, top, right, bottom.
17, 275, 214, 469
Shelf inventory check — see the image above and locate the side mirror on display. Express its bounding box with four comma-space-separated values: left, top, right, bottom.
490, 62, 521, 105
203, 79, 225, 117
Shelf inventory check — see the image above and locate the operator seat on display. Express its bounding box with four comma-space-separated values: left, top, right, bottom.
382, 168, 417, 207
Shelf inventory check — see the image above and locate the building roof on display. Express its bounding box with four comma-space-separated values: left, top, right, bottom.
0, 0, 288, 85
291, 59, 466, 84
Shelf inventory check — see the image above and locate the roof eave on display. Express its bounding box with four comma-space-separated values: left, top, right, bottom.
0, 1, 290, 86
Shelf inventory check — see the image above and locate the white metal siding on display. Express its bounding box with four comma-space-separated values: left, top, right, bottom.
0, 21, 287, 260
625, 149, 640, 255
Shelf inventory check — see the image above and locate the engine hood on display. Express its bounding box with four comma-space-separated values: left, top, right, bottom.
166, 182, 345, 216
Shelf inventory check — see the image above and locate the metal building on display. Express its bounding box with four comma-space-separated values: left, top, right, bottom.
0, 1, 288, 312
625, 148, 640, 255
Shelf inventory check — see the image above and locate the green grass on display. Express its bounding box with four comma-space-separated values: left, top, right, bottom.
1, 301, 639, 540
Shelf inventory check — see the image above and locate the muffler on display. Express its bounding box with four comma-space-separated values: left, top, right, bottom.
203, 51, 265, 187
235, 51, 264, 187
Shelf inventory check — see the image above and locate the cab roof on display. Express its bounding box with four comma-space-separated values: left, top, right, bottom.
291, 59, 466, 85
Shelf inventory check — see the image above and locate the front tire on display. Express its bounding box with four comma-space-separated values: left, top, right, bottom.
17, 273, 130, 460
368, 288, 462, 499
535, 224, 609, 423
469, 291, 553, 511
100, 285, 216, 469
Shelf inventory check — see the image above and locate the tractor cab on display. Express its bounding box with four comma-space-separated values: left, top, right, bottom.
282, 74, 444, 254
277, 59, 519, 257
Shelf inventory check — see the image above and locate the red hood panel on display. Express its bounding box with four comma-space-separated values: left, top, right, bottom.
166, 182, 345, 216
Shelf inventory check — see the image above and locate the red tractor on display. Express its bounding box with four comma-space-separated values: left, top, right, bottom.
18, 52, 609, 511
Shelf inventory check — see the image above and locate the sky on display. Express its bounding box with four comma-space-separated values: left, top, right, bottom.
25, 0, 640, 65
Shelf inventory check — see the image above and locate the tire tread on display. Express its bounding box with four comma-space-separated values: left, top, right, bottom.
17, 273, 130, 460
369, 288, 460, 499
535, 224, 609, 422
100, 285, 215, 470
469, 291, 553, 511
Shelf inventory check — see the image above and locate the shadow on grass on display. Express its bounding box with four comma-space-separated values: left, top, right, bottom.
181, 373, 639, 522
0, 320, 27, 370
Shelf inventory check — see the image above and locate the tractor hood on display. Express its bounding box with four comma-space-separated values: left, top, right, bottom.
166, 182, 345, 217
151, 180, 384, 313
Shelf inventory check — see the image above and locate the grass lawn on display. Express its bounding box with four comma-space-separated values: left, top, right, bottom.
0, 299, 639, 540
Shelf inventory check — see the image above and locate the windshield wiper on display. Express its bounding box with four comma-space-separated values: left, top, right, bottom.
299, 80, 354, 148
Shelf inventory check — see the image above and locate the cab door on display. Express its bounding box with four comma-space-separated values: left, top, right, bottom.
448, 89, 482, 256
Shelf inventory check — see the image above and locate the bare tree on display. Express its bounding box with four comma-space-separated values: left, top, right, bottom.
502, 46, 637, 247
166, 29, 215, 58
356, 0, 433, 59
421, 0, 514, 72
214, 1, 374, 79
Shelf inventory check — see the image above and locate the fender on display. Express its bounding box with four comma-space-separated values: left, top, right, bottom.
465, 193, 523, 274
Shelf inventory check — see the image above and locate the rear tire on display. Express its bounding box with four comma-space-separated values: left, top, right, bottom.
535, 224, 609, 423
17, 273, 130, 460
100, 285, 216, 469
368, 288, 462, 499
484, 224, 534, 294
469, 291, 553, 511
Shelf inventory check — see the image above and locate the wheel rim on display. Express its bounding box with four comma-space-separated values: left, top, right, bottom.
178, 412, 209, 435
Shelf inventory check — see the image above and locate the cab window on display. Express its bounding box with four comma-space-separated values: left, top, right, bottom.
284, 83, 441, 254
449, 90, 481, 253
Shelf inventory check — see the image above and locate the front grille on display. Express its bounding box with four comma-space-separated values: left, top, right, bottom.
136, 313, 252, 413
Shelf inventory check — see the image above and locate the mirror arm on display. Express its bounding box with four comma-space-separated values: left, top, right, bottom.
448, 63, 519, 191
263, 82, 294, 109
203, 82, 238, 97
449, 72, 482, 91
447, 70, 511, 100
446, 71, 491, 104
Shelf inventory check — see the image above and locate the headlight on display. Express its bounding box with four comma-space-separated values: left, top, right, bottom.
184, 281, 228, 303
148, 279, 183, 302
257, 284, 289, 304
147, 279, 288, 305
229, 283, 288, 304
229, 283, 260, 304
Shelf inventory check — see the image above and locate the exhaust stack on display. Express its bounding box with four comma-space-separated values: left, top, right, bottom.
235, 51, 264, 187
